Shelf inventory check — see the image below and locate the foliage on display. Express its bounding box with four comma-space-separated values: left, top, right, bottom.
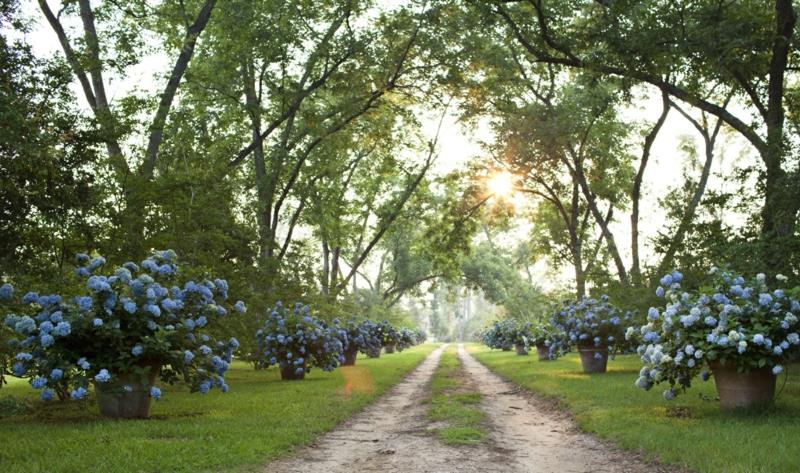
255, 302, 345, 375
2, 251, 244, 401
633, 270, 800, 400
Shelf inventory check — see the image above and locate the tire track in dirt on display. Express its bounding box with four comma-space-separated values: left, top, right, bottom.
457, 344, 683, 473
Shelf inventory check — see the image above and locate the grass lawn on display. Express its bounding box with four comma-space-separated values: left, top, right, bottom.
469, 344, 800, 473
0, 344, 437, 473
427, 345, 485, 445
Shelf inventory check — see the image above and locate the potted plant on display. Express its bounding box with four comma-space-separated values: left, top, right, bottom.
525, 324, 554, 361
381, 322, 401, 354
339, 320, 382, 366
398, 327, 418, 351
482, 320, 515, 351
3, 251, 244, 418
633, 270, 800, 409
549, 296, 631, 373
255, 302, 344, 380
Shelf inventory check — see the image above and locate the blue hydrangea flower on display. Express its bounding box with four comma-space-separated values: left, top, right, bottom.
234, 301, 247, 314
41, 389, 54, 401
77, 357, 91, 370
22, 291, 39, 304
144, 304, 161, 317
92, 318, 104, 327
53, 321, 71, 337
70, 387, 88, 400
0, 283, 13, 300
14, 316, 36, 335
12, 362, 26, 377
50, 368, 63, 380
40, 333, 55, 348
150, 386, 162, 400
31, 376, 48, 389
88, 256, 106, 270
655, 286, 665, 298
198, 380, 211, 394
773, 365, 784, 375
16, 352, 33, 361
76, 296, 93, 312
123, 299, 137, 314
199, 345, 212, 355
94, 369, 111, 383
131, 345, 144, 356
184, 350, 195, 364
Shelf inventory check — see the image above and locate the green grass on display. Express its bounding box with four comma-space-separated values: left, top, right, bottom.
427, 346, 485, 445
469, 343, 800, 473
0, 344, 437, 473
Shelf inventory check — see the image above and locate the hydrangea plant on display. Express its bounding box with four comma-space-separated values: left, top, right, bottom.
2, 251, 245, 403
380, 321, 401, 349
341, 320, 384, 359
482, 320, 513, 350
255, 302, 345, 379
548, 296, 632, 359
633, 270, 800, 400
398, 327, 418, 351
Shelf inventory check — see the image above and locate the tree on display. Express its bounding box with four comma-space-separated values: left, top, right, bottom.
477, 0, 800, 276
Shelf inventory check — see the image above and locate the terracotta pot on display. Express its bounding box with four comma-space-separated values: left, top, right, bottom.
94, 367, 160, 419
536, 343, 551, 361
342, 347, 358, 366
710, 362, 776, 409
514, 343, 529, 356
280, 363, 307, 381
384, 343, 396, 354
578, 346, 608, 374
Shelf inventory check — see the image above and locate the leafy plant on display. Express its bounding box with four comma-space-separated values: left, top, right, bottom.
548, 296, 633, 359
255, 303, 345, 376
633, 270, 800, 400
3, 251, 245, 401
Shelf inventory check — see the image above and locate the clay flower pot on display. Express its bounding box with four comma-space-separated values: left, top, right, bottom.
384, 343, 397, 354
94, 367, 160, 419
280, 362, 308, 381
578, 346, 608, 374
710, 362, 776, 409
536, 343, 551, 361
514, 343, 529, 356
342, 347, 358, 366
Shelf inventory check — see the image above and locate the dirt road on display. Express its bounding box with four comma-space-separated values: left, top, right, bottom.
264, 344, 679, 472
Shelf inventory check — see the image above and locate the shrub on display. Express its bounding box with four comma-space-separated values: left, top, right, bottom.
633, 270, 800, 400
255, 302, 345, 376
341, 320, 383, 358
2, 251, 245, 401
548, 295, 633, 359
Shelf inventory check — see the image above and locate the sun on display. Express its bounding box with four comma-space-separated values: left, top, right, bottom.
487, 171, 515, 198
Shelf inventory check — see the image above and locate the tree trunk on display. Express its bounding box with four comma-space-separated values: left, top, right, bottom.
243, 61, 273, 264
631, 93, 670, 286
